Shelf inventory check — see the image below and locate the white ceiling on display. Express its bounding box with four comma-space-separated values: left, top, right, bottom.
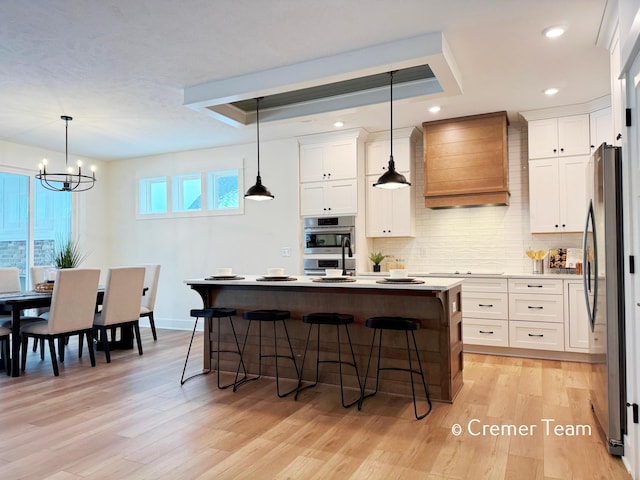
0, 0, 611, 161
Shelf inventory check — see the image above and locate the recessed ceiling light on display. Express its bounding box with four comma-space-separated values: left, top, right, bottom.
333, 121, 344, 127
543, 26, 565, 38
429, 106, 441, 113
544, 88, 559, 96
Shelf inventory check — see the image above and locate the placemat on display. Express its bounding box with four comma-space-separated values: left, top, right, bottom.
256, 276, 297, 282
204, 276, 245, 280
376, 279, 425, 284
312, 277, 357, 283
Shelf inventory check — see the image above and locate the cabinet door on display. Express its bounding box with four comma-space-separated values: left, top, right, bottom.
565, 282, 589, 351
366, 141, 389, 175
365, 175, 388, 236
528, 118, 559, 159
590, 107, 613, 151
326, 139, 357, 180
389, 182, 412, 236
557, 114, 590, 156
300, 182, 326, 216
299, 144, 326, 182
325, 180, 357, 215
559, 156, 588, 232
528, 159, 560, 233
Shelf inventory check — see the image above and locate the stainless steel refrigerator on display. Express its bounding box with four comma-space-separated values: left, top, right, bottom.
582, 143, 626, 456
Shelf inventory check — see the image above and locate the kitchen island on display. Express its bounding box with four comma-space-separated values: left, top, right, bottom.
185, 275, 463, 402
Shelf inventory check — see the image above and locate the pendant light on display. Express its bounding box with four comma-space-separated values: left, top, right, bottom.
36, 115, 96, 192
373, 71, 411, 189
244, 97, 274, 201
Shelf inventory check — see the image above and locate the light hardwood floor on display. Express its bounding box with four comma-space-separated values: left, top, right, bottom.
0, 329, 630, 479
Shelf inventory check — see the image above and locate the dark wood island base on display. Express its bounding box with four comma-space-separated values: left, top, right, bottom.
186, 276, 463, 403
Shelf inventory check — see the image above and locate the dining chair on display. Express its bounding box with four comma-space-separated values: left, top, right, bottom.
94, 267, 145, 363
29, 265, 55, 352
139, 264, 160, 341
20, 268, 100, 376
0, 267, 43, 354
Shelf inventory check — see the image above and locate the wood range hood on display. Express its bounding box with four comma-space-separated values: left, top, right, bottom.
422, 111, 510, 208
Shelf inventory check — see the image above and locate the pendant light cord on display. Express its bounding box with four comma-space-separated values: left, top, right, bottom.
256, 97, 261, 177
389, 71, 393, 161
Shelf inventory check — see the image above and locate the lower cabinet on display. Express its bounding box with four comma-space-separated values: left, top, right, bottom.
462, 278, 509, 347
461, 276, 586, 356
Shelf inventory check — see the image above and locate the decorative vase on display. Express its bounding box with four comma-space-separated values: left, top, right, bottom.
373, 264, 381, 272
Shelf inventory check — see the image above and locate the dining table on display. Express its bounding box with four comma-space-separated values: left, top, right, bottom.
0, 287, 145, 377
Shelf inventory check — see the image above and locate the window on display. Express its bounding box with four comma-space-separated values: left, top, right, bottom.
139, 177, 167, 214
172, 174, 202, 212
137, 161, 243, 219
207, 169, 241, 211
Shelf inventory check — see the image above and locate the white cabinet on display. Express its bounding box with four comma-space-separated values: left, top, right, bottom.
300, 180, 357, 216
528, 155, 589, 233
364, 128, 418, 237
590, 107, 613, 151
528, 114, 591, 159
507, 278, 564, 351
365, 175, 413, 237
462, 278, 509, 347
564, 281, 589, 352
299, 138, 357, 182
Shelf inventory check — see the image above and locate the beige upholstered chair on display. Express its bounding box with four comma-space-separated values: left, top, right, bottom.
30, 265, 54, 289
20, 268, 100, 376
139, 264, 160, 341
0, 267, 21, 293
94, 267, 145, 363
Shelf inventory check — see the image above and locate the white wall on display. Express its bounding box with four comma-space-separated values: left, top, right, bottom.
105, 138, 301, 329
371, 124, 583, 274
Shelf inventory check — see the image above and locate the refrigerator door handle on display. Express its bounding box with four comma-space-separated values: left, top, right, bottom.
582, 199, 598, 331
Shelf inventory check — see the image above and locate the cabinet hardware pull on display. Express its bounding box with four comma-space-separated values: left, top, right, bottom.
528, 333, 544, 337
527, 306, 544, 309
479, 330, 494, 334
478, 304, 494, 307
527, 284, 543, 288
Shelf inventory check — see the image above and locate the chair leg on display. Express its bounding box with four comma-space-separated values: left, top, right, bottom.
58, 337, 65, 362
86, 331, 96, 367
294, 323, 317, 400
215, 316, 246, 390
78, 333, 84, 358
338, 324, 362, 409
32, 338, 38, 352
48, 338, 59, 376
21, 335, 29, 372
181, 316, 211, 385
99, 327, 111, 363
40, 338, 45, 360
359, 328, 383, 410
149, 312, 157, 341
233, 320, 260, 391
408, 330, 432, 420
274, 320, 298, 398
133, 322, 143, 356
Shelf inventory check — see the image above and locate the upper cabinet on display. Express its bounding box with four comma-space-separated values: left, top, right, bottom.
365, 128, 419, 237
423, 111, 509, 208
590, 107, 614, 150
298, 129, 366, 216
527, 114, 590, 159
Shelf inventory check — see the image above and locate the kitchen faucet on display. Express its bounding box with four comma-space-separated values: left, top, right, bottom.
341, 236, 352, 276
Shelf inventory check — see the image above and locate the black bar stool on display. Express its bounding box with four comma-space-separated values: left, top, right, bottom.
233, 309, 299, 398
180, 308, 247, 386
359, 316, 432, 420
295, 312, 362, 408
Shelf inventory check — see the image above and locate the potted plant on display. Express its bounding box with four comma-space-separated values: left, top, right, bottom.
51, 237, 87, 269
368, 252, 388, 272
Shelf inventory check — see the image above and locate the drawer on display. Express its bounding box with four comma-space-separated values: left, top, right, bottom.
509, 293, 564, 323
462, 277, 508, 293
463, 318, 509, 347
509, 321, 564, 351
508, 278, 563, 295
462, 292, 508, 320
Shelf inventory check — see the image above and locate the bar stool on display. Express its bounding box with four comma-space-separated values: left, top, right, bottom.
233, 309, 299, 398
359, 316, 432, 420
180, 308, 246, 386
295, 312, 362, 408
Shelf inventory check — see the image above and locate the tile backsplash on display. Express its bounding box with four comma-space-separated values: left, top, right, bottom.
372, 124, 583, 274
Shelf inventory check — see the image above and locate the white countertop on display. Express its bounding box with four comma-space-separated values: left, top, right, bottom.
185, 275, 463, 292
358, 271, 584, 280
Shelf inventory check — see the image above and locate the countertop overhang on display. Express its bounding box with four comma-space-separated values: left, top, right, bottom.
185, 275, 462, 292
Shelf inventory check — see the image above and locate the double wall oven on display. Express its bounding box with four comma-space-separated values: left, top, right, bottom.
303, 215, 355, 275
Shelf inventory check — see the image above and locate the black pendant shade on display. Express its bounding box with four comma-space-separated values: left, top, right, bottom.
373, 71, 411, 189
245, 97, 274, 201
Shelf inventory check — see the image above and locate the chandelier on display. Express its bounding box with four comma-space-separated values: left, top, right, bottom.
36, 115, 96, 192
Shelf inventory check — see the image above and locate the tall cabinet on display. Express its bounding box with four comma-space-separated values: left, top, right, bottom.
365, 127, 419, 237
525, 112, 591, 233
